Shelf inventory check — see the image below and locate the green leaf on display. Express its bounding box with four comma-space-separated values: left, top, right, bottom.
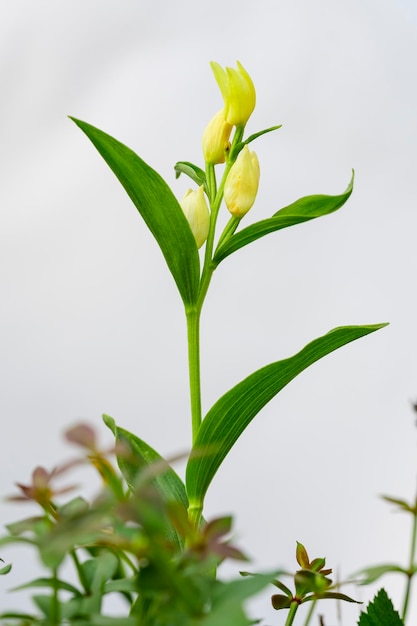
174, 160, 207, 191
305, 591, 360, 603
70, 118, 200, 307
186, 323, 387, 507
104, 577, 138, 593
354, 563, 409, 585
39, 506, 114, 569
0, 562, 11, 575
0, 535, 37, 548
6, 516, 48, 536
201, 572, 280, 626
103, 415, 188, 548
381, 495, 416, 513
12, 576, 81, 595
243, 124, 282, 146
88, 552, 119, 595
0, 612, 39, 620
213, 171, 354, 264
358, 588, 404, 626
103, 415, 188, 508
88, 618, 139, 626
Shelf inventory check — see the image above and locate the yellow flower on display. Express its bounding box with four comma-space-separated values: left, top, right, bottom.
223, 145, 260, 217
180, 186, 210, 248
210, 61, 256, 127
202, 110, 233, 164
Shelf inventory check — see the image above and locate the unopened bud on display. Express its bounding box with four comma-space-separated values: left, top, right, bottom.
210, 61, 256, 127
202, 110, 232, 164
180, 186, 210, 249
223, 145, 260, 217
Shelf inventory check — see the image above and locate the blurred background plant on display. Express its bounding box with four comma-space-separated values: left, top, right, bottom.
0, 422, 276, 625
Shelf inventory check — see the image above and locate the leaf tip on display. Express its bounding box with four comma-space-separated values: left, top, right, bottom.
102, 414, 116, 434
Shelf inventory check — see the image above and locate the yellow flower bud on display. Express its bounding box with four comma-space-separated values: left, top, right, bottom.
180, 185, 210, 249
223, 145, 260, 217
210, 61, 256, 127
202, 110, 233, 164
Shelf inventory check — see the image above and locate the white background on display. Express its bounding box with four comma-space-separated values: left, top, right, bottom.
1, 0, 417, 623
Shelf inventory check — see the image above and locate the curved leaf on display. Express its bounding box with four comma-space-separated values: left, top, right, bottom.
307, 591, 359, 603
213, 171, 354, 264
103, 415, 188, 549
70, 118, 200, 307
103, 415, 188, 509
354, 563, 409, 585
174, 161, 207, 192
243, 124, 282, 146
12, 576, 81, 595
186, 323, 387, 506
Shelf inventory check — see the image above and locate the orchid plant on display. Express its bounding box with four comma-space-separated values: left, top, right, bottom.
0, 60, 391, 625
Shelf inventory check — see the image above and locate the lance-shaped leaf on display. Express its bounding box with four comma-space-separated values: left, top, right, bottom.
213, 171, 354, 264
11, 577, 82, 595
353, 564, 410, 585
103, 415, 188, 549
174, 160, 207, 192
70, 118, 200, 307
186, 323, 387, 507
103, 415, 188, 509
0, 562, 11, 576
201, 571, 282, 626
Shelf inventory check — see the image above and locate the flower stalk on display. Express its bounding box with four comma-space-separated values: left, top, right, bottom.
401, 490, 417, 621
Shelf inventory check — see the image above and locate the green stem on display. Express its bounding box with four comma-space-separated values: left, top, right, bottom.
186, 307, 202, 445
71, 549, 91, 594
303, 598, 317, 626
197, 126, 244, 311
285, 601, 300, 626
206, 162, 217, 204
185, 127, 245, 448
215, 215, 241, 253
401, 494, 417, 621
50, 567, 60, 625
118, 549, 139, 575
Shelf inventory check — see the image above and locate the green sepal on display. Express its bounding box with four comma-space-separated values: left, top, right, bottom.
186, 323, 387, 508
307, 591, 359, 603
295, 570, 331, 597
271, 579, 293, 596
70, 118, 200, 307
296, 541, 310, 569
213, 171, 354, 264
271, 594, 292, 610
174, 161, 207, 193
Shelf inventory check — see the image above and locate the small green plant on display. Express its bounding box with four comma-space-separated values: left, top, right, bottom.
354, 405, 417, 625
358, 589, 404, 626
0, 60, 388, 624
243, 541, 359, 625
